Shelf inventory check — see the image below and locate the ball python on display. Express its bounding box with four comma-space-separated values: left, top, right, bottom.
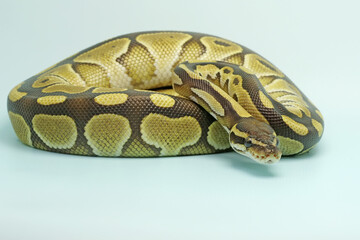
7, 31, 324, 164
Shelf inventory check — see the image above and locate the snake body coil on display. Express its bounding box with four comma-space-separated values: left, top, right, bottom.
7, 31, 324, 163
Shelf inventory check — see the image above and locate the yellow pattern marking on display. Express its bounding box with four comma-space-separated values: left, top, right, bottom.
69, 145, 91, 156
40, 64, 85, 87
177, 40, 206, 64
33, 75, 67, 88
223, 54, 243, 65
74, 63, 110, 87
215, 83, 252, 119
300, 144, 317, 154
207, 121, 230, 150
220, 66, 234, 87
136, 32, 192, 88
74, 38, 132, 88
281, 115, 309, 136
258, 91, 274, 109
278, 95, 311, 118
312, 119, 323, 137
265, 78, 310, 118
42, 84, 90, 94
37, 96, 67, 105
227, 74, 269, 124
121, 139, 157, 157
94, 93, 128, 106
191, 87, 225, 116
194, 64, 221, 82
92, 87, 127, 93
150, 94, 176, 108
84, 114, 131, 156
9, 111, 32, 146
258, 76, 274, 86
199, 36, 243, 60
32, 114, 77, 149
278, 136, 304, 155
265, 79, 302, 97
117, 44, 156, 87
180, 142, 214, 155
171, 74, 183, 85
141, 113, 201, 156
156, 88, 181, 97
9, 83, 27, 102
244, 54, 284, 78
230, 125, 249, 139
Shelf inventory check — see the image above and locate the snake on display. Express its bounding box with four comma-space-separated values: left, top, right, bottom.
7, 31, 324, 164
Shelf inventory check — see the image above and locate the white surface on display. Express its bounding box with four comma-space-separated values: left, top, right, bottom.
0, 0, 359, 239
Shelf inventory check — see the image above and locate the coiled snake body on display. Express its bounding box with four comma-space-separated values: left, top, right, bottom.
8, 31, 324, 164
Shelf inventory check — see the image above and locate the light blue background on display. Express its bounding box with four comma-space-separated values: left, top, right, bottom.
1, 0, 359, 239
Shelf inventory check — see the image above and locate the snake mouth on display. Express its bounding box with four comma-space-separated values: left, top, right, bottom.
249, 148, 282, 164
251, 153, 281, 164
231, 144, 281, 164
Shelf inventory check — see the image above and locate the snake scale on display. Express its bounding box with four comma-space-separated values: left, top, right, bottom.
7, 31, 324, 164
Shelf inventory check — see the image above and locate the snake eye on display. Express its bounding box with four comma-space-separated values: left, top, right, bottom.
276, 139, 280, 147
244, 138, 252, 148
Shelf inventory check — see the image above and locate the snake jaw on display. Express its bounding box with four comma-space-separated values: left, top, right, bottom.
231, 143, 281, 164
249, 140, 282, 164
235, 150, 281, 164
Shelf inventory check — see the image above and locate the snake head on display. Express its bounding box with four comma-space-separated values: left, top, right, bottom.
229, 118, 282, 164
